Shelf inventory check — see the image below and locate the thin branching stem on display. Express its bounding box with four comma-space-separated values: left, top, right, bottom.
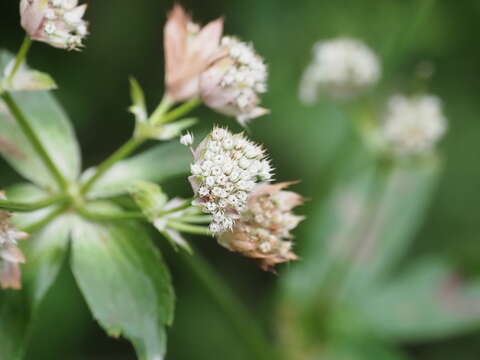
0, 194, 67, 212
1, 92, 69, 190
22, 204, 69, 233
167, 220, 211, 236
6, 36, 32, 86
80, 137, 144, 195
76, 206, 146, 222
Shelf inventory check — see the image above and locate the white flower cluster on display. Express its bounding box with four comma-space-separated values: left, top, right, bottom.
26, 0, 89, 50
220, 36, 268, 100
299, 37, 380, 102
382, 94, 447, 156
189, 127, 274, 234
200, 37, 269, 125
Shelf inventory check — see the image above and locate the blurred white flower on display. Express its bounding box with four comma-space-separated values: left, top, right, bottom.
188, 127, 273, 234
299, 37, 380, 102
20, 0, 89, 50
219, 182, 303, 271
0, 193, 28, 290
382, 94, 447, 156
164, 5, 223, 102
200, 36, 269, 126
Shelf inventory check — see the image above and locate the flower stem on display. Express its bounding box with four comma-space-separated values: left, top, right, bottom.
178, 215, 212, 224
0, 194, 67, 212
80, 137, 144, 195
152, 97, 201, 125
6, 36, 32, 86
180, 248, 275, 360
149, 95, 174, 125
76, 206, 146, 222
81, 97, 200, 196
1, 92, 68, 190
167, 220, 211, 236
22, 204, 68, 233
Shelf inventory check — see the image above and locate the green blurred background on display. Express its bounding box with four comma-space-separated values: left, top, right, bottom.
1, 0, 480, 359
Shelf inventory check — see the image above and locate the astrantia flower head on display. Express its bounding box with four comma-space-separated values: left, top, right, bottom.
219, 182, 303, 271
382, 94, 447, 156
164, 5, 224, 102
20, 0, 89, 51
189, 127, 274, 234
0, 193, 28, 289
299, 37, 380, 103
200, 36, 269, 126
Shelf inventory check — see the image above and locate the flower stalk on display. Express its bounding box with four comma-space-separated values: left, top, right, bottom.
0, 194, 67, 212
1, 92, 68, 190
6, 36, 32, 87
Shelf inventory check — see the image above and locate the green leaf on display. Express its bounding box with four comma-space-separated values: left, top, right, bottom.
70, 212, 175, 360
83, 141, 191, 198
23, 215, 72, 309
0, 187, 71, 360
360, 257, 480, 341
0, 51, 81, 190
128, 77, 147, 123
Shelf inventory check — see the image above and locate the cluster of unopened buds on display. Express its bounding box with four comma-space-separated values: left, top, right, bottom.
188, 127, 273, 234
185, 128, 303, 270
20, 0, 88, 50
0, 194, 28, 289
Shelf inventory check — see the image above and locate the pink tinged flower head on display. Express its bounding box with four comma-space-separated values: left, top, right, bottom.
164, 5, 224, 102
200, 36, 269, 126
219, 182, 304, 271
188, 127, 274, 234
0, 194, 28, 290
20, 0, 89, 51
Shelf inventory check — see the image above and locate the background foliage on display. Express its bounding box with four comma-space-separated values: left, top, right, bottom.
1, 0, 480, 359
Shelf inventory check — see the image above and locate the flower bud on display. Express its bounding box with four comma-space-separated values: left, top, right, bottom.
219, 182, 303, 271
164, 5, 224, 102
20, 0, 89, 50
299, 37, 380, 102
200, 36, 269, 126
382, 94, 447, 156
180, 132, 194, 147
188, 127, 274, 234
0, 193, 28, 289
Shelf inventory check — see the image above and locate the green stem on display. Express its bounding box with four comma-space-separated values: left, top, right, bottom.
22, 205, 68, 233
81, 97, 200, 196
149, 95, 174, 125
80, 137, 144, 195
167, 220, 211, 236
6, 36, 32, 86
178, 215, 212, 224
151, 97, 201, 125
159, 199, 193, 216
0, 194, 67, 212
76, 207, 146, 222
1, 92, 68, 190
